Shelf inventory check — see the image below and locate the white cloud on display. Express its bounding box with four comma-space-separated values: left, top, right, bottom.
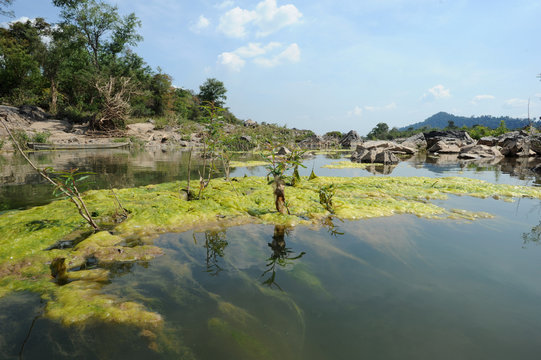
254, 0, 303, 37
503, 98, 528, 108
347, 106, 363, 117
218, 7, 257, 38
254, 43, 300, 67
218, 0, 302, 38
218, 42, 299, 70
421, 84, 451, 101
235, 42, 281, 57
471, 94, 495, 104
190, 15, 210, 33
1, 16, 31, 28
218, 52, 246, 72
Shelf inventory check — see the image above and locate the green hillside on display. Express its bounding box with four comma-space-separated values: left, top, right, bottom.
399, 112, 539, 131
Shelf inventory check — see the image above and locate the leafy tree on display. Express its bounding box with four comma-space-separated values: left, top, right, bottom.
0, 19, 49, 105
199, 78, 227, 108
57, 0, 142, 70
367, 122, 389, 140
0, 0, 14, 18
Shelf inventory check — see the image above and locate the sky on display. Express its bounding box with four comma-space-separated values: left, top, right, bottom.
3, 0, 541, 135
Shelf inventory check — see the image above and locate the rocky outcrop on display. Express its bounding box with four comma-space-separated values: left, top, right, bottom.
458, 144, 504, 159
399, 132, 427, 150
359, 140, 416, 154
298, 134, 337, 149
351, 148, 400, 164
424, 130, 475, 149
339, 130, 362, 148
477, 136, 499, 146
427, 140, 462, 153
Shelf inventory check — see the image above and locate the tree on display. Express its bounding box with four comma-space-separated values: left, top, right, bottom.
198, 78, 227, 108
0, 0, 14, 18
57, 0, 142, 70
367, 122, 389, 140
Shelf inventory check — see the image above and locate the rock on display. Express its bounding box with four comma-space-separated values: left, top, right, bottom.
351, 148, 400, 164
358, 140, 416, 154
498, 132, 530, 157
240, 135, 252, 143
339, 130, 362, 148
427, 140, 461, 153
244, 119, 257, 127
477, 136, 499, 146
528, 135, 541, 154
532, 163, 541, 174
424, 130, 474, 149
399, 133, 427, 150
277, 146, 291, 155
458, 144, 503, 159
19, 105, 49, 121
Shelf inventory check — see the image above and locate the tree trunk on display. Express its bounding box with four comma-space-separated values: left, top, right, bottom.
50, 78, 58, 115
274, 176, 288, 214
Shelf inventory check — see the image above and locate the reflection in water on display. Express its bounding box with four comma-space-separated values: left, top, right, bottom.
199, 230, 228, 276
364, 164, 397, 175
262, 225, 306, 290
522, 220, 541, 247
321, 216, 345, 237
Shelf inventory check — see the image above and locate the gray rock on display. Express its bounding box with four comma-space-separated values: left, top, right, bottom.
358, 140, 416, 154
424, 130, 474, 148
277, 146, 291, 155
339, 130, 361, 148
352, 148, 400, 164
458, 144, 503, 159
477, 136, 499, 146
427, 140, 462, 153
399, 132, 427, 150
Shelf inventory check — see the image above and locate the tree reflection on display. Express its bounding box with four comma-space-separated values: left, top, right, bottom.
197, 230, 228, 276
522, 221, 541, 247
261, 225, 306, 290
321, 216, 344, 237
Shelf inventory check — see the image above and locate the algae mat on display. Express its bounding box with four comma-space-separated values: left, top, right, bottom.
1, 175, 540, 340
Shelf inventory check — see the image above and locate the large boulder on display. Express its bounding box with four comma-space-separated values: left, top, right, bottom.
427, 140, 462, 153
458, 144, 503, 159
424, 130, 474, 149
399, 132, 427, 150
498, 132, 533, 157
357, 140, 416, 154
339, 130, 362, 148
351, 148, 400, 164
477, 136, 499, 147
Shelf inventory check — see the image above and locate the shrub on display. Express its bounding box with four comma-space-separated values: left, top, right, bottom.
31, 131, 51, 143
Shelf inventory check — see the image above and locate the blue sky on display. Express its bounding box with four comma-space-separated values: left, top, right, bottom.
4, 0, 541, 135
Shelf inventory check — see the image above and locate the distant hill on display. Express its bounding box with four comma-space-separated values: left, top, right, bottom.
399, 112, 540, 131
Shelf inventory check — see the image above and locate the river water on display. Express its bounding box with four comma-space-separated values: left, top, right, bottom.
1, 149, 541, 359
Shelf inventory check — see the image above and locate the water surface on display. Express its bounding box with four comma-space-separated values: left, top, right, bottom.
1, 150, 541, 359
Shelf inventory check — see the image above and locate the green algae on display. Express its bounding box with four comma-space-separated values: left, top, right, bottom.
1, 174, 541, 335
322, 161, 369, 169
230, 160, 268, 168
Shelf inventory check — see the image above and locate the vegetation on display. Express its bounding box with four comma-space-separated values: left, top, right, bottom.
400, 112, 537, 131
1, 119, 99, 229
0, 1, 239, 130
263, 146, 306, 214
366, 117, 530, 141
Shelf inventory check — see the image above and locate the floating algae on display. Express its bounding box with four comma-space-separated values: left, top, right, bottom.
230, 160, 268, 168
1, 175, 541, 335
321, 161, 369, 169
